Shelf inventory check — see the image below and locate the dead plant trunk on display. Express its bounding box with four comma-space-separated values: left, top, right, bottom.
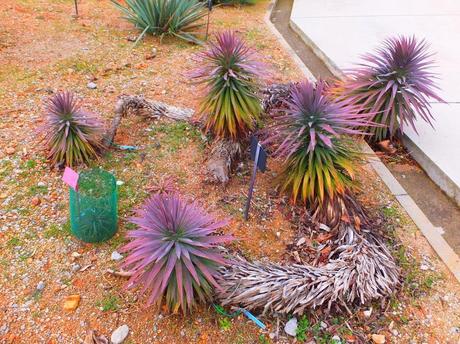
205, 139, 241, 185
104, 95, 195, 147
217, 225, 400, 315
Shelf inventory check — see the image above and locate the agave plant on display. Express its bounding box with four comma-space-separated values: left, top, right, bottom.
120, 193, 233, 313
111, 0, 207, 44
340, 35, 443, 142
190, 31, 264, 141
41, 92, 103, 167
268, 80, 372, 221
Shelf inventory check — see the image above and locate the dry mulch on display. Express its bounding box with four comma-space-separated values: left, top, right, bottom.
0, 1, 460, 343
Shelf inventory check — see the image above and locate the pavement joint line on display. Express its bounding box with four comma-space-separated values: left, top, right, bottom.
266, 0, 460, 283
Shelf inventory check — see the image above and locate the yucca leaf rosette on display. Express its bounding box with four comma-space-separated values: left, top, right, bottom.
120, 193, 233, 313
268, 80, 371, 221
41, 91, 103, 167
190, 31, 264, 141
340, 36, 444, 141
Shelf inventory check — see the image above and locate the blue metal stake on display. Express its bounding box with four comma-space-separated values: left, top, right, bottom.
244, 143, 260, 220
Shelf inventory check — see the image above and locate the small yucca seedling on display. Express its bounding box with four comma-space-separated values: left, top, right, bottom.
146, 175, 177, 194
340, 35, 443, 142
190, 31, 264, 141
120, 193, 233, 313
268, 80, 371, 220
41, 92, 103, 167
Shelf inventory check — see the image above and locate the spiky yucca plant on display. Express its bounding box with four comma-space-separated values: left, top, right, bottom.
340, 36, 443, 142
269, 80, 371, 222
41, 92, 103, 167
120, 193, 233, 313
190, 31, 264, 141
111, 0, 207, 44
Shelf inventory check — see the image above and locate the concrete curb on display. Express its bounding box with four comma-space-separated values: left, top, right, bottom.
402, 135, 460, 207
361, 144, 460, 282
289, 19, 344, 79
264, 0, 315, 82
265, 0, 460, 282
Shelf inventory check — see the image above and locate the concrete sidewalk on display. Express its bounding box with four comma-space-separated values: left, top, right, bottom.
290, 0, 460, 204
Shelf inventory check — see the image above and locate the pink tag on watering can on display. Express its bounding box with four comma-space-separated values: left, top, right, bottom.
62, 167, 79, 191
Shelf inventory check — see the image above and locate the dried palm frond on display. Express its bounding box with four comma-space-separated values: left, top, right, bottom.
217, 224, 400, 315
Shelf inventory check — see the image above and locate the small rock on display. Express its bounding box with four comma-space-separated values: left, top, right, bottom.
284, 318, 297, 337
6, 147, 15, 155
371, 334, 386, 344
111, 251, 123, 261
377, 140, 397, 154
363, 307, 372, 318
87, 82, 97, 89
116, 180, 124, 186
37, 182, 46, 187
180, 329, 186, 337
111, 324, 129, 344
71, 252, 81, 260
450, 327, 460, 334
31, 197, 41, 206
151, 48, 157, 57
63, 294, 81, 311
296, 237, 306, 246
146, 53, 156, 60
71, 263, 81, 272
36, 281, 45, 291
275, 232, 281, 238
332, 335, 341, 343
420, 264, 430, 271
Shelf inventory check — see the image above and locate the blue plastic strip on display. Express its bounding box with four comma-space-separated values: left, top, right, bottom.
241, 309, 266, 330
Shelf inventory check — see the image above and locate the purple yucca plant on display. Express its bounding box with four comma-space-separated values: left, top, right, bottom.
341, 35, 444, 141
266, 80, 372, 222
41, 91, 104, 167
120, 193, 233, 313
189, 30, 264, 140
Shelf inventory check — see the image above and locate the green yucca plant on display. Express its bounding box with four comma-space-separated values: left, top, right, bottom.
111, 0, 207, 44
40, 92, 104, 167
189, 31, 264, 141
268, 80, 372, 224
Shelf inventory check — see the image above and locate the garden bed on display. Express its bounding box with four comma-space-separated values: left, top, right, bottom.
1, 0, 460, 343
